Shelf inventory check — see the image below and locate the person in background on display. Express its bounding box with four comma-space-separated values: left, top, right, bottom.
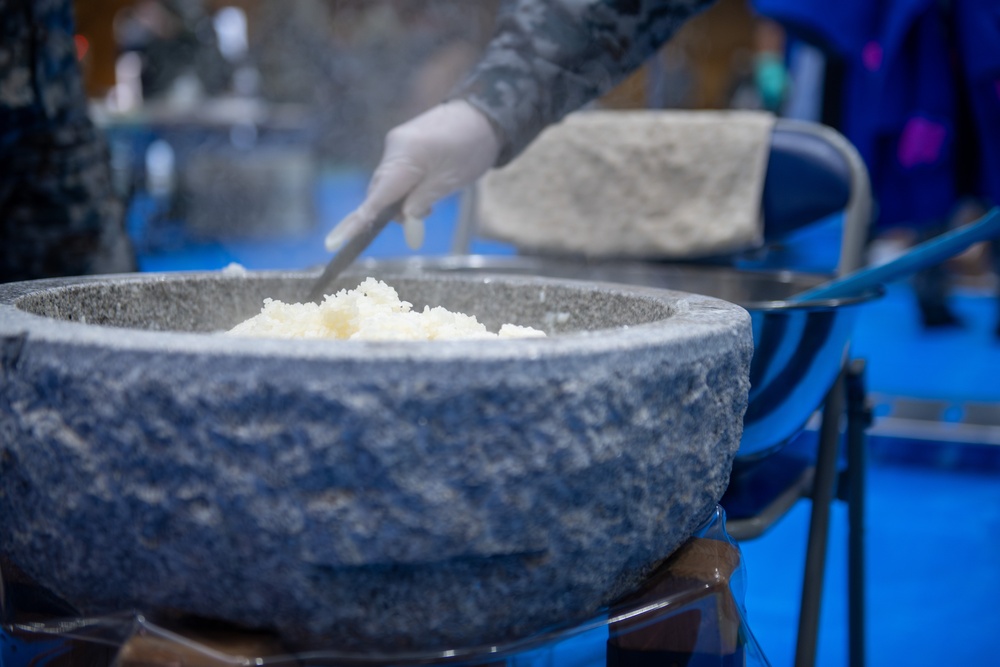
751, 0, 1000, 331
112, 0, 232, 101
325, 0, 716, 253
0, 0, 135, 284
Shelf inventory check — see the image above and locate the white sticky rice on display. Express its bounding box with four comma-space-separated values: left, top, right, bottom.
227, 277, 546, 341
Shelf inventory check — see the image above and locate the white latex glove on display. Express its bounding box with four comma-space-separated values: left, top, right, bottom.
325, 99, 501, 252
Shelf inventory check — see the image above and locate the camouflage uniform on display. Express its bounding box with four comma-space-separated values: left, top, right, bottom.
0, 0, 135, 283
453, 0, 714, 165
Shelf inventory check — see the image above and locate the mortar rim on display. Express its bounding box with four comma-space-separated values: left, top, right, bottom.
0, 269, 750, 363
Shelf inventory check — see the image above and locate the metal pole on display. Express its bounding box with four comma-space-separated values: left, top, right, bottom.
846, 359, 870, 667
795, 367, 847, 667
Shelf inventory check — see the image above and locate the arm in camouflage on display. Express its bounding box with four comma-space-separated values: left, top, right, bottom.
0, 0, 134, 282
451, 0, 715, 165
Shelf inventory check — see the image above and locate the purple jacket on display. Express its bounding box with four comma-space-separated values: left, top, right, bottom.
753, 0, 1000, 229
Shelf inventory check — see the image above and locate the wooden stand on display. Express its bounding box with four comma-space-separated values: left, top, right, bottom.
608, 537, 745, 666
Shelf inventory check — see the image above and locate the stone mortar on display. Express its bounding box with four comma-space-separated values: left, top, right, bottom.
0, 268, 752, 654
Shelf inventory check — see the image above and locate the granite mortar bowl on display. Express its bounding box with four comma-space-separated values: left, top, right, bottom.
0, 269, 752, 653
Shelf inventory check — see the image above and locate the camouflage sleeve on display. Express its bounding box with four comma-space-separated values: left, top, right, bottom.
451, 0, 715, 165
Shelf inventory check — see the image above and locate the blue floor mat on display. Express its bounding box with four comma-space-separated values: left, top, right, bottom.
852, 283, 1000, 403
740, 455, 1000, 667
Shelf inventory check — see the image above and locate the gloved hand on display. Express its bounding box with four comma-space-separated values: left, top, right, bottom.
325, 99, 501, 252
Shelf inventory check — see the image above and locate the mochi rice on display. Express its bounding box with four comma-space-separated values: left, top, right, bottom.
228, 277, 546, 341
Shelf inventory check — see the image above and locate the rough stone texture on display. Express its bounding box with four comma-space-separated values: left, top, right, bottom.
0, 269, 752, 652
477, 111, 773, 259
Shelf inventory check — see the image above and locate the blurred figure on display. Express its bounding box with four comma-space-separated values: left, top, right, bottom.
726, 16, 789, 113
113, 0, 232, 101
751, 18, 789, 113
326, 0, 716, 252
751, 0, 1000, 330
0, 0, 135, 283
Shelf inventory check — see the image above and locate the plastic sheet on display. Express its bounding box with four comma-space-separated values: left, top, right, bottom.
1, 506, 770, 667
